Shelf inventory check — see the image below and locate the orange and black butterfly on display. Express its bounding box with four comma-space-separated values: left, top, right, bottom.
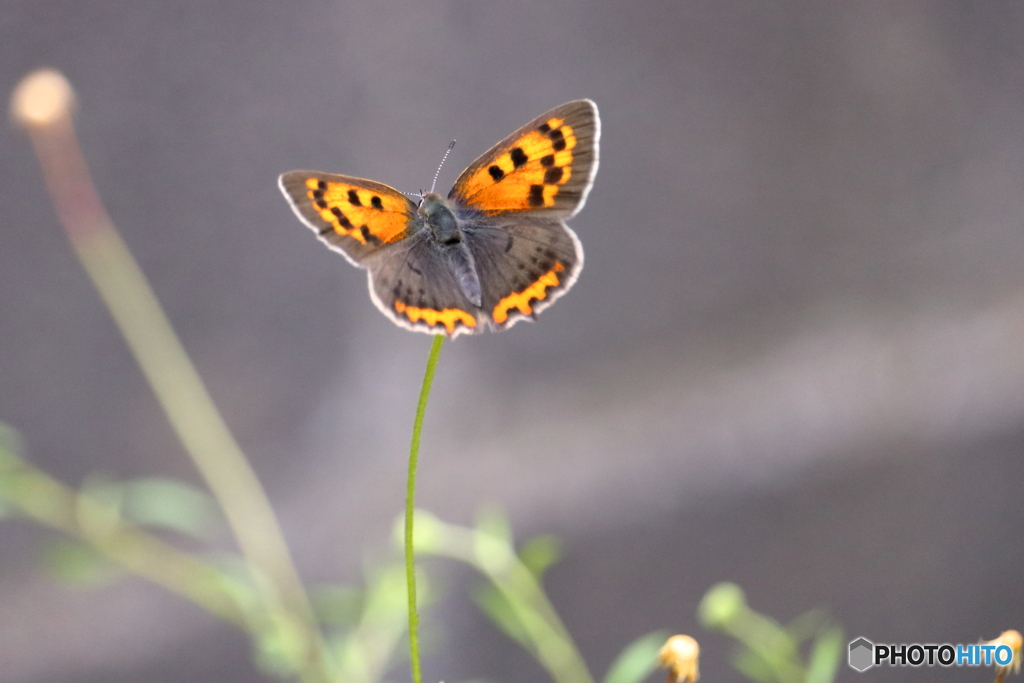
279, 100, 600, 337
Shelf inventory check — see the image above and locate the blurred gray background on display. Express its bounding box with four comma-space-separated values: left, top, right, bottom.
2, 1, 1023, 681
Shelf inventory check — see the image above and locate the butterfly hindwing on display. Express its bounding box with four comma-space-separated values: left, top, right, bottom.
369, 233, 481, 336
367, 217, 583, 336
279, 171, 416, 265
449, 99, 600, 220
463, 217, 583, 330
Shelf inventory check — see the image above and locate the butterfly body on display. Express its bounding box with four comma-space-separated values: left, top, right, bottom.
413, 193, 482, 306
280, 99, 599, 337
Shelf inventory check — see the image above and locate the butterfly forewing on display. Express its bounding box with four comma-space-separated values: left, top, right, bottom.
449, 99, 600, 220
279, 171, 416, 265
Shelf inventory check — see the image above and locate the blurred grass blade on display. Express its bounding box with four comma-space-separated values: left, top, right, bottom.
0, 438, 248, 627
805, 627, 844, 683
475, 506, 513, 545
518, 534, 563, 581
43, 539, 121, 586
784, 609, 829, 643
472, 583, 532, 652
121, 477, 221, 539
309, 583, 364, 628
603, 630, 670, 683
731, 647, 777, 683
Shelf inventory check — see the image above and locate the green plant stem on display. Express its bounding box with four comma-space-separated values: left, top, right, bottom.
405, 334, 445, 683
16, 73, 330, 682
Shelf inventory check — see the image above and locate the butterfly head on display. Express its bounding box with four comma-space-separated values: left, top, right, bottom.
418, 193, 462, 245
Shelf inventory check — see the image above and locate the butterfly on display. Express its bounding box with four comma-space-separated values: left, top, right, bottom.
279, 99, 599, 338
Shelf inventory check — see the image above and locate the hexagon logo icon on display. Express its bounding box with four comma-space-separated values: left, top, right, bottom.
848, 637, 875, 672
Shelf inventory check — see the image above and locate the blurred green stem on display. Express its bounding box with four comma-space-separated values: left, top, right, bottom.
13, 70, 330, 682
699, 583, 814, 683
725, 610, 804, 683
405, 335, 444, 683
412, 511, 596, 683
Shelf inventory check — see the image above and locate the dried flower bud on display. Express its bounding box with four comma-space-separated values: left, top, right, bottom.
658, 634, 700, 683
10, 68, 75, 128
984, 630, 1021, 678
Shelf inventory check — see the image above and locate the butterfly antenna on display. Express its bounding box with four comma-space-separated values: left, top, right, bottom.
429, 140, 457, 194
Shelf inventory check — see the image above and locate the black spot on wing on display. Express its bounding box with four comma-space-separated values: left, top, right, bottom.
544, 167, 563, 184
528, 185, 544, 207
348, 189, 362, 206
548, 128, 566, 152
371, 195, 384, 210
488, 165, 505, 181
359, 225, 382, 245
540, 154, 555, 167
510, 147, 528, 168
331, 207, 353, 229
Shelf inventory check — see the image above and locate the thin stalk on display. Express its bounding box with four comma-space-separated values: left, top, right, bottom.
405, 334, 445, 683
